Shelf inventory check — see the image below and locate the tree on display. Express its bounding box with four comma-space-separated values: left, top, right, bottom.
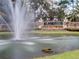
58, 0, 78, 21
30, 0, 49, 20
66, 0, 79, 22
71, 0, 79, 22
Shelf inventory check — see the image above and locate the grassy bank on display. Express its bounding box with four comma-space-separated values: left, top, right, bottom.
33, 30, 79, 36
35, 50, 79, 59
0, 31, 79, 36
0, 32, 12, 35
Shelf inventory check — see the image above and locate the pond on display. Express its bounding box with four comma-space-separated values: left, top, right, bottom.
0, 35, 79, 59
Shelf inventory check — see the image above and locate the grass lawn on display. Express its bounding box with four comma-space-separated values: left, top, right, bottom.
33, 30, 79, 36
35, 50, 79, 59
0, 32, 12, 35
0, 30, 79, 36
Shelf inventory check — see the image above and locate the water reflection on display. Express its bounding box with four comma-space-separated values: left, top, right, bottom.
0, 36, 79, 59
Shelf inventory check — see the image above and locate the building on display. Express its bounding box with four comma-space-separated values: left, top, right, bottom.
35, 18, 63, 30
36, 17, 79, 30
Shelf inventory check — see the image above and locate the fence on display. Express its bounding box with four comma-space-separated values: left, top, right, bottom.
63, 22, 79, 30
35, 20, 79, 30
43, 21, 63, 30
0, 24, 9, 31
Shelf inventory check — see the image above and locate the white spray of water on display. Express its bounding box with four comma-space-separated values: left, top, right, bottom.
7, 0, 35, 40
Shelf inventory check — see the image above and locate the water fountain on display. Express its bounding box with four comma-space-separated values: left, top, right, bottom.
0, 0, 36, 59
8, 0, 35, 40
0, 0, 36, 40
0, 0, 79, 59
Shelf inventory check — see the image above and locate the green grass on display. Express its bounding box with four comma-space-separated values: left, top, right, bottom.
33, 30, 79, 36
0, 32, 12, 35
35, 50, 79, 59
0, 30, 79, 36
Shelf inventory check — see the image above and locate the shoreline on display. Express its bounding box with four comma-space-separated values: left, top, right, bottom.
34, 50, 79, 59
33, 30, 79, 36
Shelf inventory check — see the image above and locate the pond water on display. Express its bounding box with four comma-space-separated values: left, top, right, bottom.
0, 36, 79, 59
